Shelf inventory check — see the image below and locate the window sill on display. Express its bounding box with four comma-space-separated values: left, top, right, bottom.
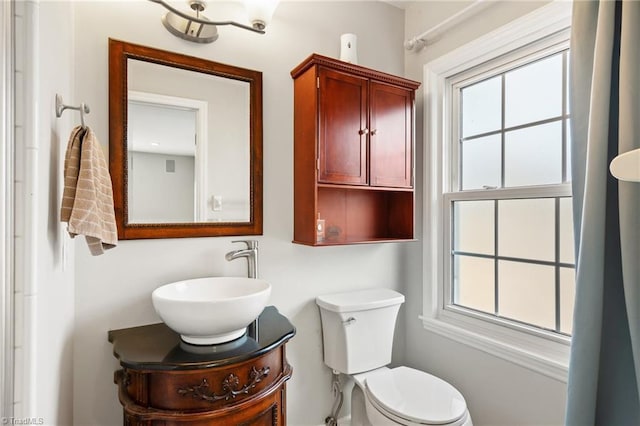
419, 312, 569, 383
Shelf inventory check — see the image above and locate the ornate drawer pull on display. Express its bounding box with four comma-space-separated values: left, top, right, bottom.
178, 366, 271, 402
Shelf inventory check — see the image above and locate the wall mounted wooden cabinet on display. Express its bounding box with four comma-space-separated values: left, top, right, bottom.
291, 54, 420, 246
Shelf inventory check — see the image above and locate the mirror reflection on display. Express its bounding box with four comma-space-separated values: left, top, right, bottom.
127, 59, 250, 224
109, 39, 262, 239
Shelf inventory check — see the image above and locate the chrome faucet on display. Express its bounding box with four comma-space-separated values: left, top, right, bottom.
225, 240, 259, 279
225, 240, 260, 340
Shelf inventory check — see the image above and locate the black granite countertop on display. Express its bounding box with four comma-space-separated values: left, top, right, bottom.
108, 306, 295, 371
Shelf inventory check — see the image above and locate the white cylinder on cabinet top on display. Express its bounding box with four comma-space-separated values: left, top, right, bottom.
340, 33, 358, 64
316, 288, 404, 374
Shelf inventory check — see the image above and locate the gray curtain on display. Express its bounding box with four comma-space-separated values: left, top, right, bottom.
566, 0, 640, 424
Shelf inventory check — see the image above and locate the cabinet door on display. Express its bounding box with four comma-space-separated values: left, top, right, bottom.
369, 81, 413, 188
318, 67, 368, 185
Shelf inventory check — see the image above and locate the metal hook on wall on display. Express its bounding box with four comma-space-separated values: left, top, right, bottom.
55, 93, 90, 128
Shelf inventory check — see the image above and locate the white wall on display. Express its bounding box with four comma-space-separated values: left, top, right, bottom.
403, 2, 568, 425
71, 2, 406, 425
15, 0, 75, 423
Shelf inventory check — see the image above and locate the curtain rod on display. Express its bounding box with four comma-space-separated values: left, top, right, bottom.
404, 0, 492, 51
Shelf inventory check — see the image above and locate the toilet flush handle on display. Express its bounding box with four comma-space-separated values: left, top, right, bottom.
342, 317, 356, 326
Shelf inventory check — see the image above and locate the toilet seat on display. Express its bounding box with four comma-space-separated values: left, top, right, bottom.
364, 366, 469, 425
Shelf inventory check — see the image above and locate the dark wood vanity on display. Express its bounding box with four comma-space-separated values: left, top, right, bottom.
109, 307, 295, 425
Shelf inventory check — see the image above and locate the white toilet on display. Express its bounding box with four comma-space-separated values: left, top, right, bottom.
316, 288, 472, 426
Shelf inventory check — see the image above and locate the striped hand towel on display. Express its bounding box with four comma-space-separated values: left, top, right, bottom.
61, 126, 118, 255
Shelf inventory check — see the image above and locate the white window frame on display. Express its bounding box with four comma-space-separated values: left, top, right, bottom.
421, 1, 573, 383
445, 45, 573, 333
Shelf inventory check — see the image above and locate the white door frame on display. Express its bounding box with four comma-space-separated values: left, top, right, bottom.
128, 90, 209, 221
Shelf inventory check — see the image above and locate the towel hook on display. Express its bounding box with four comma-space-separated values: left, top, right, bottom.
56, 93, 90, 128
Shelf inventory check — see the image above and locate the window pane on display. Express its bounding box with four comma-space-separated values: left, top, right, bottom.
559, 197, 575, 264
453, 200, 494, 255
560, 267, 575, 334
461, 135, 501, 190
461, 76, 501, 138
505, 54, 563, 127
453, 255, 495, 314
498, 198, 555, 262
498, 261, 555, 329
505, 121, 562, 187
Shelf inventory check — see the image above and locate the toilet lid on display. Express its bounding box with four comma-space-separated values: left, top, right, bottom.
365, 366, 467, 425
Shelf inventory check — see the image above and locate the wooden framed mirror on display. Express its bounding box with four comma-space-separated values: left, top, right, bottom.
109, 39, 262, 239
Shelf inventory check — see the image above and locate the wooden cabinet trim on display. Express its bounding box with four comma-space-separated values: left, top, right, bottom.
115, 362, 292, 422
147, 347, 283, 410
290, 53, 420, 90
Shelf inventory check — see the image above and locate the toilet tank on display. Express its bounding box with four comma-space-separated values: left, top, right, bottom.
316, 288, 405, 374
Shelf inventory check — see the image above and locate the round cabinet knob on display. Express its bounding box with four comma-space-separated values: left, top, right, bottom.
358, 128, 369, 135
370, 129, 378, 135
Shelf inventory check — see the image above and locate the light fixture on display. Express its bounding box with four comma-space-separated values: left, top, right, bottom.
243, 0, 279, 31
149, 0, 279, 44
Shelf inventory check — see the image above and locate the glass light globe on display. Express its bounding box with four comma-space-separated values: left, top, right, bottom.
243, 0, 279, 31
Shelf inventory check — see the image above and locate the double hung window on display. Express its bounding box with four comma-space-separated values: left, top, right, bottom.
445, 47, 575, 337
422, 2, 574, 380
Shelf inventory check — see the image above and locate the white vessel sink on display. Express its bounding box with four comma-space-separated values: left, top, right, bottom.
152, 277, 271, 345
